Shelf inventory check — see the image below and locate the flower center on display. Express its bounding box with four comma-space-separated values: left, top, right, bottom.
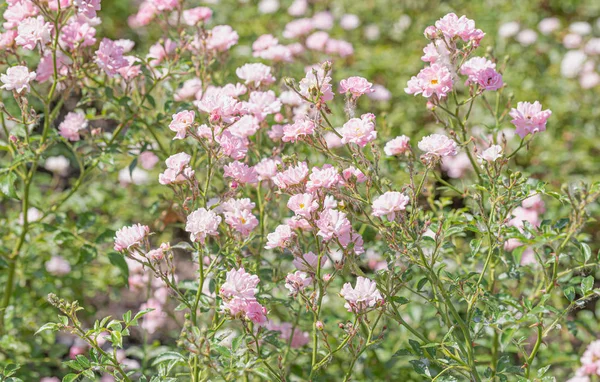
299, 203, 305, 208
430, 79, 439, 85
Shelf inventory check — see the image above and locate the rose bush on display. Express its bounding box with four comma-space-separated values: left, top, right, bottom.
0, 1, 599, 381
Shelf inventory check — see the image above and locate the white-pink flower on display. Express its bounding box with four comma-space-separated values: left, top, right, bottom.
339, 113, 377, 147
339, 76, 374, 99
206, 25, 239, 52
95, 38, 129, 77
285, 271, 312, 294
114, 223, 150, 252
1, 65, 36, 93
169, 110, 195, 140
265, 224, 295, 249
58, 111, 87, 141
405, 63, 453, 99
509, 101, 552, 138
16, 16, 52, 50
182, 7, 212, 25
223, 161, 258, 185
293, 251, 326, 272
272, 162, 309, 189
185, 208, 222, 244
306, 165, 341, 192
282, 119, 315, 143
287, 193, 318, 218
340, 277, 383, 313
372, 192, 410, 220
236, 63, 276, 87
478, 145, 503, 163
418, 134, 458, 159
220, 268, 260, 300
384, 135, 411, 156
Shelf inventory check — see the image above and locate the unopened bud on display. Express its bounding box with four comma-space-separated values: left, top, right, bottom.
316, 321, 324, 330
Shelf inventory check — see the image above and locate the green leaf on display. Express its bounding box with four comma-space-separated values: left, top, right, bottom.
0, 172, 18, 199
152, 351, 186, 366
108, 252, 129, 284
75, 355, 90, 369
563, 286, 575, 302
35, 323, 57, 335
581, 276, 594, 295
62, 373, 79, 382
79, 244, 97, 264
580, 243, 592, 262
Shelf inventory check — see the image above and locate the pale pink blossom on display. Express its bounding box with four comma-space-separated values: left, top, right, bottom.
283, 18, 313, 39
340, 14, 360, 30
405, 63, 453, 99
272, 162, 309, 189
196, 94, 243, 124
216, 131, 248, 160
206, 25, 239, 52
478, 145, 503, 163
182, 6, 212, 25
254, 157, 282, 181
1, 65, 36, 93
372, 192, 410, 220
441, 152, 471, 178
287, 193, 318, 218
418, 134, 458, 159
339, 76, 374, 99
185, 208, 222, 243
223, 161, 258, 184
58, 111, 87, 141
61, 19, 96, 50
0, 30, 17, 49
16, 16, 52, 50
228, 115, 260, 139
3, 1, 39, 30
147, 39, 176, 67
434, 13, 485, 45
45, 256, 71, 276
421, 41, 449, 63
221, 199, 258, 236
293, 252, 326, 272
339, 113, 377, 147
282, 119, 315, 142
285, 271, 312, 294
175, 78, 203, 101
340, 277, 383, 313
169, 110, 195, 140
95, 38, 129, 77
265, 224, 295, 249
306, 31, 329, 51
114, 223, 150, 252
341, 166, 367, 184
236, 63, 275, 87
299, 64, 334, 102
36, 52, 71, 83
252, 34, 278, 53
508, 207, 541, 231
316, 209, 351, 242
368, 84, 392, 102
580, 340, 600, 375
266, 321, 310, 347
475, 67, 503, 91
522, 194, 545, 214
139, 298, 167, 334
74, 0, 101, 18
325, 39, 354, 57
312, 11, 334, 30
220, 268, 260, 300
509, 101, 552, 138
384, 136, 411, 156
306, 165, 341, 192
245, 90, 282, 121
